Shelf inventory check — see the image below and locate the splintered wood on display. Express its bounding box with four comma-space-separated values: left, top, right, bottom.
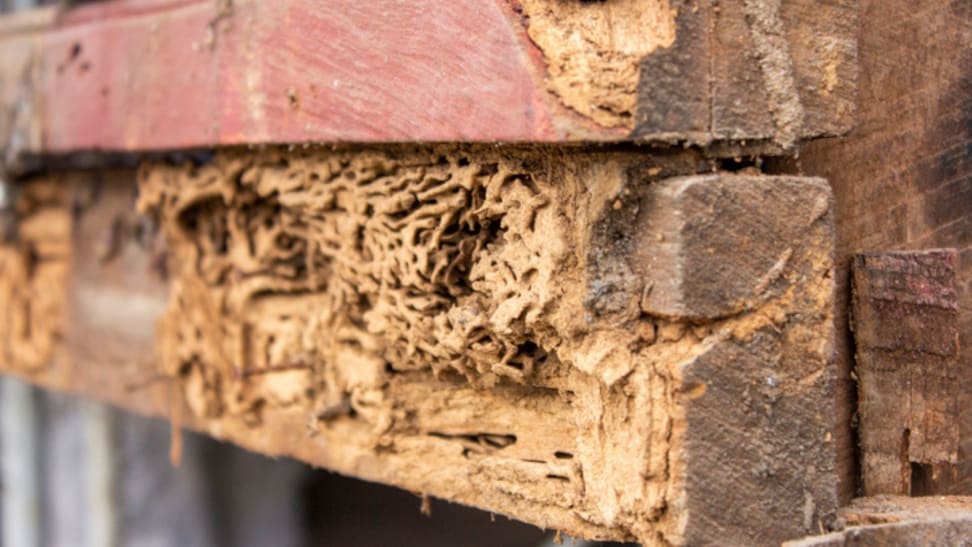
851, 250, 960, 496
0, 148, 837, 545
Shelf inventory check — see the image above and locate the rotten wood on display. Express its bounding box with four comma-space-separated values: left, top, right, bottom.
851, 250, 960, 496
0, 147, 838, 545
0, 0, 856, 159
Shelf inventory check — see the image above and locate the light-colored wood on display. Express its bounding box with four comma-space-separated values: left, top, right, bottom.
0, 148, 838, 545
786, 496, 972, 546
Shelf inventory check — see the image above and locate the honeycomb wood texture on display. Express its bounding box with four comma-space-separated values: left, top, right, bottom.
0, 148, 837, 544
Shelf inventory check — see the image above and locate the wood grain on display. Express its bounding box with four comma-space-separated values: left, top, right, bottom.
0, 0, 857, 156
0, 150, 840, 545
799, 0, 972, 501
636, 0, 858, 146
851, 250, 959, 496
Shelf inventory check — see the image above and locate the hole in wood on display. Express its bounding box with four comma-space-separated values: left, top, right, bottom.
910, 462, 936, 497
901, 428, 911, 492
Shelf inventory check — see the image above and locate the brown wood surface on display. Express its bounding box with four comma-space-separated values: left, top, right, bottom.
851, 250, 959, 496
799, 0, 972, 501
0, 0, 856, 158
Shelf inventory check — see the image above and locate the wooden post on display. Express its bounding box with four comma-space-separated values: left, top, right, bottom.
851, 250, 960, 496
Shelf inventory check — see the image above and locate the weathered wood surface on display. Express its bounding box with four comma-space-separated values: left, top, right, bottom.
799, 0, 972, 500
0, 0, 856, 159
851, 250, 960, 496
0, 148, 838, 545
786, 496, 972, 547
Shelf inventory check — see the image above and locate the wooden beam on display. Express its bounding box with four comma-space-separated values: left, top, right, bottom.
0, 0, 856, 158
0, 147, 839, 545
786, 496, 972, 546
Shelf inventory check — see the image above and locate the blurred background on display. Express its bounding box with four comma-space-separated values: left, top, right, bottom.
0, 376, 565, 547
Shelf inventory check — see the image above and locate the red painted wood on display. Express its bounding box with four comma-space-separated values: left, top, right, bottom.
33, 0, 610, 152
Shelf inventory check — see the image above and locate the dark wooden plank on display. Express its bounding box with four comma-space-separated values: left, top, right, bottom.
711, 1, 776, 141
636, 175, 832, 320
633, 0, 710, 140
851, 250, 959, 495
715, 0, 858, 144
635, 0, 858, 147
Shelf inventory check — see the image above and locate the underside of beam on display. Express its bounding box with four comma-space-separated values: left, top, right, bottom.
0, 146, 837, 545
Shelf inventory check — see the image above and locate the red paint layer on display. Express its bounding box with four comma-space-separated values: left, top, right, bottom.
32, 0, 611, 152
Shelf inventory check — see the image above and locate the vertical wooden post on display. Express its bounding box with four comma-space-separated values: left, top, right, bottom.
851, 249, 960, 495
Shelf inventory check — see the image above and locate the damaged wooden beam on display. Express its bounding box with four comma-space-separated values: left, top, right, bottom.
0, 0, 856, 160
0, 147, 838, 545
851, 250, 960, 496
